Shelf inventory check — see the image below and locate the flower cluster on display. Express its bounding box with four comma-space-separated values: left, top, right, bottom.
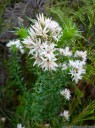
22, 14, 62, 71
58, 48, 87, 83
28, 40, 58, 71
69, 51, 87, 83
6, 13, 87, 83
31, 13, 62, 41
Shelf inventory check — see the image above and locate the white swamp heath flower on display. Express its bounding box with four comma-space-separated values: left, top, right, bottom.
17, 123, 25, 128
69, 60, 86, 83
60, 88, 71, 100
60, 110, 70, 121
6, 39, 24, 54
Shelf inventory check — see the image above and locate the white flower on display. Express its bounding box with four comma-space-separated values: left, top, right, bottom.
74, 50, 87, 62
19, 45, 24, 54
69, 60, 86, 83
70, 68, 86, 83
7, 40, 19, 47
33, 54, 43, 66
60, 110, 70, 121
59, 47, 72, 56
30, 13, 62, 41
40, 42, 56, 60
46, 20, 62, 41
6, 39, 24, 54
63, 110, 69, 121
17, 124, 25, 128
16, 14, 62, 71
69, 60, 83, 68
29, 38, 43, 56
32, 23, 49, 39
37, 13, 46, 25
22, 36, 33, 49
28, 27, 36, 40
40, 58, 58, 71
28, 39, 58, 71
80, 60, 86, 66
60, 88, 71, 100
61, 63, 68, 70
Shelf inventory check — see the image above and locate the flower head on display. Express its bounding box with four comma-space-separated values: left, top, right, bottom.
6, 39, 24, 54
60, 110, 70, 121
59, 47, 72, 56
22, 36, 33, 49
40, 58, 58, 71
69, 60, 86, 83
74, 50, 87, 62
29, 13, 62, 42
29, 38, 43, 56
17, 124, 25, 128
60, 88, 71, 100
40, 42, 56, 60
61, 63, 68, 70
